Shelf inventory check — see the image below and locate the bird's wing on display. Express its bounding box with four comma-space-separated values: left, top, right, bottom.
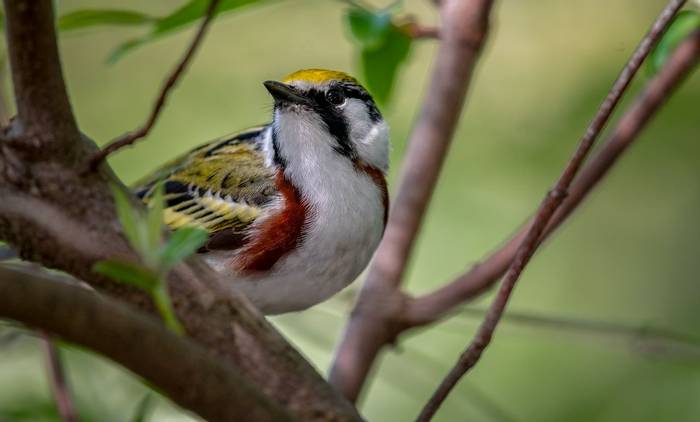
133, 126, 278, 252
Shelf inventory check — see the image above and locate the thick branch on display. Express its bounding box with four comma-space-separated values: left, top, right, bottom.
0, 265, 292, 422
330, 0, 496, 402
417, 27, 700, 421
3, 0, 79, 154
403, 0, 689, 325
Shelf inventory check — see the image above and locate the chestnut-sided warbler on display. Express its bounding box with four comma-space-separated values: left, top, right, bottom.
135, 69, 389, 314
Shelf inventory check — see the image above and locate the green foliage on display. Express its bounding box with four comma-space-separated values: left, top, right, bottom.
347, 8, 393, 50
344, 1, 412, 104
648, 10, 700, 76
57, 0, 268, 63
360, 25, 411, 104
153, 0, 260, 34
58, 10, 154, 31
146, 182, 165, 260
56, 0, 415, 102
159, 227, 209, 271
94, 182, 209, 335
109, 184, 152, 265
93, 260, 160, 291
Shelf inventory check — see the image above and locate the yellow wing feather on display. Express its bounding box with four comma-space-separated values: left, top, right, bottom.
134, 126, 277, 245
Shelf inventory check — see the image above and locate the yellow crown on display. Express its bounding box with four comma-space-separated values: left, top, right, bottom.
282, 68, 358, 85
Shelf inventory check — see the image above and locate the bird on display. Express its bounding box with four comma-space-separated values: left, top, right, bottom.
134, 69, 389, 314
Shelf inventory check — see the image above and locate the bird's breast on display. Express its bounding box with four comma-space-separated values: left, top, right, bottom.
224, 164, 387, 314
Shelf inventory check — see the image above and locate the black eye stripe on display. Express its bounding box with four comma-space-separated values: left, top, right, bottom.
305, 88, 355, 159
284, 82, 383, 160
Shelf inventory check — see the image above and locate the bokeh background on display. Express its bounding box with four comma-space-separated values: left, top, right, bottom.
1, 0, 699, 420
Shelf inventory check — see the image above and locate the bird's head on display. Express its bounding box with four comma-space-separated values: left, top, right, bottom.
264, 69, 389, 172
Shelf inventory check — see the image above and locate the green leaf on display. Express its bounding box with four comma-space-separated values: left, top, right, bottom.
130, 394, 155, 422
106, 37, 153, 65
648, 10, 700, 76
93, 260, 160, 291
346, 8, 392, 50
58, 10, 154, 31
108, 0, 265, 63
146, 181, 165, 254
110, 184, 149, 257
359, 23, 412, 104
159, 227, 209, 271
154, 0, 260, 34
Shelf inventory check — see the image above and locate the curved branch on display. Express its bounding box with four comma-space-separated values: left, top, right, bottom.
0, 265, 292, 422
330, 0, 496, 402
417, 27, 700, 421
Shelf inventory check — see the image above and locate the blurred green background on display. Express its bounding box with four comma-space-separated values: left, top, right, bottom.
2, 0, 700, 420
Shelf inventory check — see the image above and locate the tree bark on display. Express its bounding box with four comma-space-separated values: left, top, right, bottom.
0, 265, 293, 422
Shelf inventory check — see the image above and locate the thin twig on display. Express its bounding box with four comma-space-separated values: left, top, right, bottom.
417, 26, 700, 421
400, 22, 441, 39
407, 347, 519, 422
42, 335, 78, 422
403, 0, 689, 326
452, 307, 700, 360
87, 0, 221, 171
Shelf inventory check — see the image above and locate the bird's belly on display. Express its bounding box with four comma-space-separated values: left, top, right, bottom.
205, 210, 383, 314
238, 226, 381, 314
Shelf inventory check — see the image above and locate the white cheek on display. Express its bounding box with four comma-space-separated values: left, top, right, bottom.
344, 100, 372, 137
344, 100, 390, 171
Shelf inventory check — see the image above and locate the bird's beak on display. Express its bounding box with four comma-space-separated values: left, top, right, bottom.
264, 80, 309, 105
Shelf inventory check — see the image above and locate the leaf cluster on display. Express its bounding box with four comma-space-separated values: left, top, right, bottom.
94, 183, 208, 335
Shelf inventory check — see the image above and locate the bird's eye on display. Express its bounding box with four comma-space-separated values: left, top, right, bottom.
326, 88, 345, 106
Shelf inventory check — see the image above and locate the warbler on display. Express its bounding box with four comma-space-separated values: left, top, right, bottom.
135, 69, 389, 314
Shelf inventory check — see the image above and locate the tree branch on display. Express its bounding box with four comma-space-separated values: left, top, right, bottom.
417, 27, 700, 421
330, 0, 496, 402
42, 335, 78, 422
400, 21, 441, 39
403, 0, 689, 325
88, 0, 221, 170
0, 264, 292, 422
2, 0, 80, 156
453, 306, 700, 359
